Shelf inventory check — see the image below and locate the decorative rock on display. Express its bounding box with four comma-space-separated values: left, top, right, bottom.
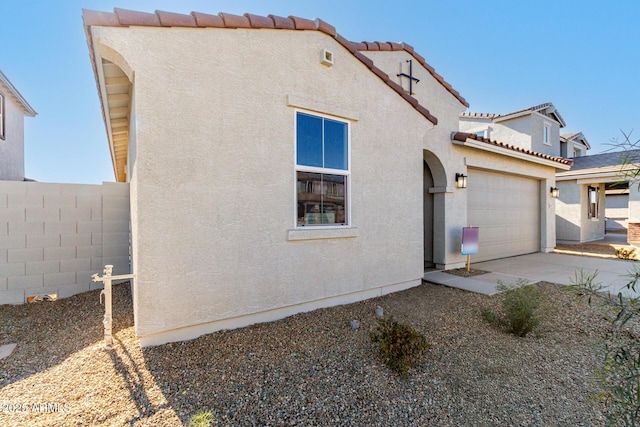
375, 306, 384, 317
350, 319, 360, 330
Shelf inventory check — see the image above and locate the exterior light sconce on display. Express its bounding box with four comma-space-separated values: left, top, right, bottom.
455, 173, 467, 189
550, 187, 560, 198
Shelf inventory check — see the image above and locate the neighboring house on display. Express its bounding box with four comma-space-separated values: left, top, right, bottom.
459, 103, 567, 158
556, 150, 640, 243
560, 132, 590, 159
0, 70, 36, 181
83, 8, 571, 346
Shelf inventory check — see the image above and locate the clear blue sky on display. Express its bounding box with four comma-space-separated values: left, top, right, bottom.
3, 1, 638, 184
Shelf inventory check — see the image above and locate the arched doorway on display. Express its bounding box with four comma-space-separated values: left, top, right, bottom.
424, 161, 434, 268
423, 150, 447, 269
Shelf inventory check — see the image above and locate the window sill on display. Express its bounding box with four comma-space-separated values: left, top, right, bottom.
287, 227, 359, 241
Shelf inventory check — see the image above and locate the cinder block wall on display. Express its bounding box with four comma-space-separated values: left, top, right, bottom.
0, 181, 130, 304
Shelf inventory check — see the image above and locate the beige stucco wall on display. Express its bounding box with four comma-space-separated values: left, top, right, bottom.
556, 180, 581, 242
361, 50, 470, 268
93, 26, 435, 345
581, 183, 606, 242
629, 182, 640, 223
556, 181, 606, 242
0, 94, 26, 180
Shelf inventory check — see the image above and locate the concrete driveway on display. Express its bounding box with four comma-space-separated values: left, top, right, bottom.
424, 252, 638, 297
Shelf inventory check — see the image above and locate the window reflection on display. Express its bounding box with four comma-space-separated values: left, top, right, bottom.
297, 172, 346, 226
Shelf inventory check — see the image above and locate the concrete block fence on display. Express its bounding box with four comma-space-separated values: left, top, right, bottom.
0, 181, 130, 304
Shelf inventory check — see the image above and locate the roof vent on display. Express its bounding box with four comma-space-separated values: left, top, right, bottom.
321, 48, 334, 67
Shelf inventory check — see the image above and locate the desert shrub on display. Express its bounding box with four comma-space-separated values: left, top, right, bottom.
370, 316, 429, 377
483, 281, 542, 337
571, 267, 640, 426
617, 247, 636, 260
188, 410, 216, 427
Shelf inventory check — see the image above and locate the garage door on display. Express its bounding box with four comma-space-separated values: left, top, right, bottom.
467, 169, 540, 262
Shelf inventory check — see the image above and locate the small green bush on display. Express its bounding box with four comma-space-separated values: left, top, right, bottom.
483, 281, 542, 337
616, 247, 636, 260
370, 316, 429, 377
501, 283, 541, 337
188, 410, 215, 427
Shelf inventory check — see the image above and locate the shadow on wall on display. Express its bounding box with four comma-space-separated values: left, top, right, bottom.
556, 215, 581, 243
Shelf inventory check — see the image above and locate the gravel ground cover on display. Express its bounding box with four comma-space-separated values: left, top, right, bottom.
555, 242, 637, 260
0, 278, 614, 426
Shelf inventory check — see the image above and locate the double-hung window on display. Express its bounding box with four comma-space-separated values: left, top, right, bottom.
295, 111, 349, 227
0, 93, 4, 140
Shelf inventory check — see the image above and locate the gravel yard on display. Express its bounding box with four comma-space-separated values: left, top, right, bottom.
0, 278, 614, 426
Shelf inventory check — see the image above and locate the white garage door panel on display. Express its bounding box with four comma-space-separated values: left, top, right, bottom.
468, 169, 540, 262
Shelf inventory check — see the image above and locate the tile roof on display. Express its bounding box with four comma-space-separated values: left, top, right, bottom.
461, 102, 566, 128
452, 132, 573, 166
82, 8, 441, 125
569, 149, 640, 171
353, 41, 468, 107
0, 70, 36, 117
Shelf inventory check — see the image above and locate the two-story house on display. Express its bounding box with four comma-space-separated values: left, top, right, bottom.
560, 132, 590, 159
459, 103, 572, 159
0, 70, 36, 181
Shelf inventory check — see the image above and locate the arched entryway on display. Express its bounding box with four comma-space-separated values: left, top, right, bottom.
423, 150, 447, 269
423, 162, 434, 268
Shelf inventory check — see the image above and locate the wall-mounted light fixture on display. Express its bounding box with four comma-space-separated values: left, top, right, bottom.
456, 173, 467, 189
550, 187, 560, 198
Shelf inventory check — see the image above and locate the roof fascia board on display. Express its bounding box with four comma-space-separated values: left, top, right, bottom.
90, 28, 119, 181
0, 71, 37, 117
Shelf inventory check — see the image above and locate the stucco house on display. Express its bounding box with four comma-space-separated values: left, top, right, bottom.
0, 70, 36, 181
560, 132, 590, 159
83, 8, 571, 346
556, 150, 640, 243
459, 103, 575, 159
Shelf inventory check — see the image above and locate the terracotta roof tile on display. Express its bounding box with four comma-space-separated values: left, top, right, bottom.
244, 13, 275, 29
191, 12, 225, 28
452, 132, 573, 165
400, 42, 414, 55
363, 41, 380, 51
82, 9, 120, 27
268, 14, 295, 30
83, 8, 440, 128
288, 15, 316, 30
353, 51, 375, 69
416, 105, 437, 124
314, 19, 336, 37
333, 34, 357, 54
371, 66, 392, 82
114, 8, 161, 26
219, 12, 250, 28
156, 10, 196, 27
355, 39, 468, 107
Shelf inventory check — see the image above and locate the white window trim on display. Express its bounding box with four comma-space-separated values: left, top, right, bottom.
543, 123, 551, 146
294, 109, 352, 230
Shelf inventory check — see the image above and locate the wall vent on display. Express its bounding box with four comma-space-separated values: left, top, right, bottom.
321, 49, 334, 67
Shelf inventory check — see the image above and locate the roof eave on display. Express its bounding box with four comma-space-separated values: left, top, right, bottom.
0, 70, 37, 117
